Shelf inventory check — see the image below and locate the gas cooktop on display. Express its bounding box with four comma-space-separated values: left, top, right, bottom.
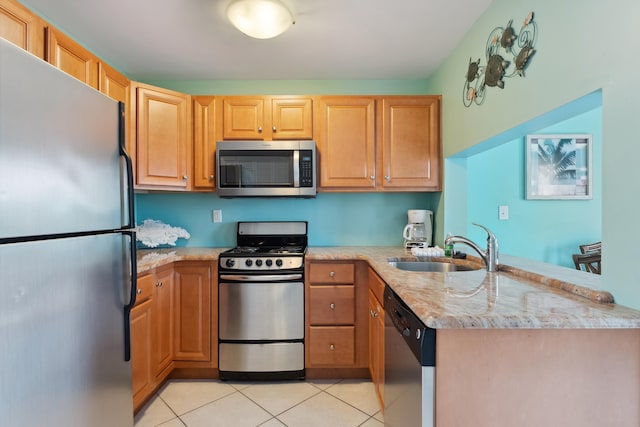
219, 221, 308, 271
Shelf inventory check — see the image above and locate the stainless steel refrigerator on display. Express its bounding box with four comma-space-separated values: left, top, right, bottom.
0, 38, 136, 426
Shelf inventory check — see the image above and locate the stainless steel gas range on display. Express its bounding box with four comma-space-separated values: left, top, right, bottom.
218, 221, 307, 380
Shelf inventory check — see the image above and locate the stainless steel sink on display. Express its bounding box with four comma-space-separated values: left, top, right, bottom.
388, 261, 480, 272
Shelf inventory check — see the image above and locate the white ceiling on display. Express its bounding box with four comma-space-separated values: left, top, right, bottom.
20, 0, 492, 81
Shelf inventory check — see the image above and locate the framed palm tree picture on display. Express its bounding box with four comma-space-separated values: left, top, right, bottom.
525, 134, 593, 200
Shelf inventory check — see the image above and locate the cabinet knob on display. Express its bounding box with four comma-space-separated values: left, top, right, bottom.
384, 175, 390, 181
329, 271, 335, 277
137, 289, 142, 294
329, 344, 335, 351
370, 176, 375, 180
209, 175, 215, 180
258, 126, 263, 133
330, 303, 335, 310
182, 175, 188, 180
156, 281, 162, 287
272, 126, 277, 132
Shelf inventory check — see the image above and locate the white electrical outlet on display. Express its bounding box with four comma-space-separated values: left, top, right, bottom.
212, 209, 222, 223
499, 205, 509, 221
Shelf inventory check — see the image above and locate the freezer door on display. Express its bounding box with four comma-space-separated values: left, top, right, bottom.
0, 39, 122, 238
0, 234, 134, 427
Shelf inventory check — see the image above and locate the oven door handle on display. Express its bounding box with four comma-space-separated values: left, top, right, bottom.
219, 273, 303, 282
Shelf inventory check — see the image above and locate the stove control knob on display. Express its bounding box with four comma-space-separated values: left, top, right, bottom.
255, 259, 263, 267
245, 259, 253, 267
266, 259, 273, 267
275, 259, 283, 267
225, 259, 235, 268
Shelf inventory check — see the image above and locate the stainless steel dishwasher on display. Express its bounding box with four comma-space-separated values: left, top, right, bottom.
384, 286, 436, 427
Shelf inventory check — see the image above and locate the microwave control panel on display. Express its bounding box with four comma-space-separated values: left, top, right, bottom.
299, 150, 314, 187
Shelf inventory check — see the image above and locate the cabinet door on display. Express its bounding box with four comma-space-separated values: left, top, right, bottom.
173, 262, 211, 362
381, 96, 441, 190
271, 97, 312, 140
193, 96, 217, 189
222, 97, 265, 139
46, 27, 98, 89
135, 83, 191, 189
368, 289, 384, 407
99, 61, 129, 103
0, 0, 44, 58
131, 298, 153, 411
153, 267, 174, 378
315, 97, 376, 189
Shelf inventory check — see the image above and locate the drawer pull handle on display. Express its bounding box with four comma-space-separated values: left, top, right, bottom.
330, 303, 335, 310
329, 344, 335, 351
137, 289, 142, 294
329, 271, 335, 277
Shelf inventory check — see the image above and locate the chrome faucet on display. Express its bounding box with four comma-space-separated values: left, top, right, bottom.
445, 223, 499, 272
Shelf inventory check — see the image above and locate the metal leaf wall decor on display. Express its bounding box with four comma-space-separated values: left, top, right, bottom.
463, 11, 537, 107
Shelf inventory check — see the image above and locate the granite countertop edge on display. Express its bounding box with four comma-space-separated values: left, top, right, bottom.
136, 246, 640, 330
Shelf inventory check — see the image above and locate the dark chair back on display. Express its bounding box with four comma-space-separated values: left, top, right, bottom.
572, 252, 601, 274
579, 241, 601, 254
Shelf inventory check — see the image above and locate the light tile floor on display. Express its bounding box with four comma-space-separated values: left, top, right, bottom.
134, 378, 384, 427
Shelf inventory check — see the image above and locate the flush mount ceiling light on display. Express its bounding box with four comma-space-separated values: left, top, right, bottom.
226, 0, 294, 39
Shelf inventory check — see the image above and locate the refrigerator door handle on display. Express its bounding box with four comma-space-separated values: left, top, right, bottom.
122, 229, 137, 362
118, 101, 135, 230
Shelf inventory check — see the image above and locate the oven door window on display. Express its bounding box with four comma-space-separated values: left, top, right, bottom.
219, 151, 294, 188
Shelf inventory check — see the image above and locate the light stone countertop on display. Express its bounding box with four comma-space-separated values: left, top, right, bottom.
136, 246, 640, 329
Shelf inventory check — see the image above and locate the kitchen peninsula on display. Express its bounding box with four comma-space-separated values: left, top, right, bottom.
136, 246, 640, 427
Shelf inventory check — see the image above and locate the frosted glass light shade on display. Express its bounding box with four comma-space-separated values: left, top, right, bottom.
227, 0, 294, 39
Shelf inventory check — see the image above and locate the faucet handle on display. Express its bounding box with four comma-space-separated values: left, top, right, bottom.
471, 222, 497, 242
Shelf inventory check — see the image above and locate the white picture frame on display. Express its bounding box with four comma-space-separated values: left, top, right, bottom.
525, 134, 593, 200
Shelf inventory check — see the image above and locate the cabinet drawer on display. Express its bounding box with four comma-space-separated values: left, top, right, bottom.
309, 285, 355, 325
308, 326, 355, 366
368, 267, 385, 304
135, 274, 155, 305
308, 263, 354, 285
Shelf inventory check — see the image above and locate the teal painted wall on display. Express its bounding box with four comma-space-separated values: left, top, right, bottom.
426, 0, 640, 308
461, 107, 601, 268
135, 192, 435, 247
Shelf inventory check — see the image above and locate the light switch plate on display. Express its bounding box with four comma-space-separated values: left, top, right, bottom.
212, 209, 222, 223
499, 205, 509, 221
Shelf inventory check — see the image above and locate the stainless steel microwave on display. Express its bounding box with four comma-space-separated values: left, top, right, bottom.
216, 140, 316, 197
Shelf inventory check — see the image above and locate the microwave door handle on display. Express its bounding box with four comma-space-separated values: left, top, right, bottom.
293, 150, 300, 187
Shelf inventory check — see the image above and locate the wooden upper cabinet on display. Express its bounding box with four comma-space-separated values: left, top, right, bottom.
222, 96, 312, 140
99, 61, 129, 103
315, 97, 376, 189
222, 97, 264, 139
46, 26, 99, 89
193, 96, 217, 189
380, 96, 442, 190
0, 0, 45, 58
133, 82, 191, 190
271, 97, 312, 139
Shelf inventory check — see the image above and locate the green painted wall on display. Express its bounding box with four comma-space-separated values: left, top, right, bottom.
138, 79, 430, 95
425, 0, 640, 309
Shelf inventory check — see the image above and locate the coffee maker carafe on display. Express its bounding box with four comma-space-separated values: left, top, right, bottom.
403, 209, 433, 248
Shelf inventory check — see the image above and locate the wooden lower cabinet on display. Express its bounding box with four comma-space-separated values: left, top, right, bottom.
131, 261, 214, 413
131, 293, 153, 411
173, 262, 213, 362
368, 268, 385, 408
305, 261, 369, 375
308, 326, 355, 365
